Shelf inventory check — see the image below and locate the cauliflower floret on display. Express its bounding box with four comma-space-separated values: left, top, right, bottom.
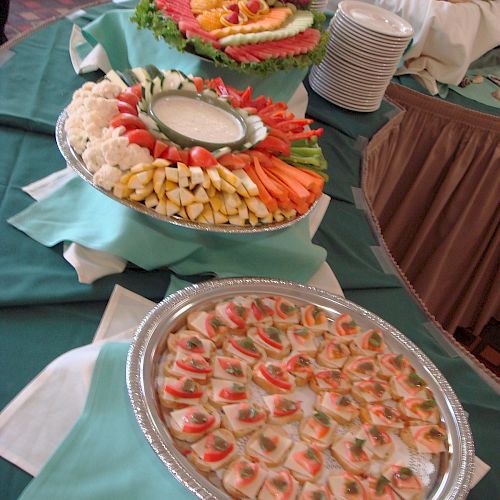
67, 97, 86, 115
67, 128, 88, 155
91, 80, 122, 99
82, 142, 105, 173
82, 82, 96, 91
72, 88, 92, 101
83, 96, 118, 117
118, 143, 153, 171
65, 113, 84, 132
101, 136, 129, 167
112, 125, 126, 137
93, 164, 122, 191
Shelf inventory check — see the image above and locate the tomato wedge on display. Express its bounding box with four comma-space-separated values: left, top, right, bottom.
124, 129, 156, 153
153, 140, 169, 159
117, 101, 138, 116
110, 113, 146, 131
165, 377, 202, 399
128, 83, 142, 99
220, 384, 247, 401
192, 76, 204, 94
260, 364, 292, 390
182, 409, 215, 433
203, 434, 234, 462
176, 355, 211, 374
229, 337, 260, 359
117, 90, 140, 108
188, 146, 217, 167
226, 302, 247, 329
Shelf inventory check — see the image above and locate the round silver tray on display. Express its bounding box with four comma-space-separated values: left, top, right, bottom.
55, 110, 317, 234
126, 278, 474, 500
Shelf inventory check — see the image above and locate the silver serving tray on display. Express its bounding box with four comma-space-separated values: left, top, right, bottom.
55, 110, 317, 234
126, 278, 474, 500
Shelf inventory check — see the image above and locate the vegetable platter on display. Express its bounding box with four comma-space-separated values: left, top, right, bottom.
132, 0, 329, 75
57, 65, 329, 233
127, 278, 474, 500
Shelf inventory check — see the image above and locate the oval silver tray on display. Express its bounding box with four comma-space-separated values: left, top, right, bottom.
126, 278, 474, 500
55, 110, 317, 234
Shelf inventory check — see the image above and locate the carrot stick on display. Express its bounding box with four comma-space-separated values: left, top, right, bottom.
266, 165, 311, 202
265, 169, 311, 210
245, 165, 278, 213
253, 157, 288, 202
295, 167, 325, 193
271, 156, 324, 194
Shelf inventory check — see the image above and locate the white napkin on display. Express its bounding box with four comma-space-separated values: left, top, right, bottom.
327, 0, 500, 94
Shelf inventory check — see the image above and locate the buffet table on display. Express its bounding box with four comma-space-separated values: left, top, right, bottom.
0, 2, 499, 499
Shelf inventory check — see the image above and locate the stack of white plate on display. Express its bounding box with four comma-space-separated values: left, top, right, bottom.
309, 0, 413, 112
309, 0, 329, 12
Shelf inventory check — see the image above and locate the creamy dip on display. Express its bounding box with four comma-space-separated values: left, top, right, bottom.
152, 95, 244, 144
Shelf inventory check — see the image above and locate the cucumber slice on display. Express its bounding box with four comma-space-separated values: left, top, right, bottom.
152, 75, 165, 96
104, 70, 127, 91
132, 67, 150, 84
219, 11, 314, 46
144, 64, 162, 80
178, 80, 197, 92
118, 69, 139, 87
161, 70, 186, 91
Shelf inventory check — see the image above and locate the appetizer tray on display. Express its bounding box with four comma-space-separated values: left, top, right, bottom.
127, 278, 474, 499
56, 67, 327, 234
56, 110, 316, 234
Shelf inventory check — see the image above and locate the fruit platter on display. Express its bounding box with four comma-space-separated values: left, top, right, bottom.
132, 0, 328, 75
127, 278, 474, 500
56, 65, 328, 233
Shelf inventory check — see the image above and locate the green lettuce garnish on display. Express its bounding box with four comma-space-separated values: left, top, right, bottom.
132, 0, 329, 76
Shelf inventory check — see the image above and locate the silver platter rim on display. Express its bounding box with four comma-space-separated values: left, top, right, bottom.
55, 110, 318, 234
126, 277, 474, 500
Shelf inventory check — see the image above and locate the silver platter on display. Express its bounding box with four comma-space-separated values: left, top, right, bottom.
55, 110, 316, 234
126, 278, 474, 500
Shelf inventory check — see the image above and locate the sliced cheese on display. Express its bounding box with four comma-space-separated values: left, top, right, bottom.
213, 356, 248, 382
248, 429, 292, 463
210, 378, 249, 404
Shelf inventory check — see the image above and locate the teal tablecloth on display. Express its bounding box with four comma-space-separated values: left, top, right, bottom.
0, 2, 499, 499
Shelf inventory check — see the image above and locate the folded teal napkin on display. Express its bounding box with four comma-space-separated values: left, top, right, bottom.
19, 343, 196, 500
82, 9, 308, 103
8, 177, 326, 283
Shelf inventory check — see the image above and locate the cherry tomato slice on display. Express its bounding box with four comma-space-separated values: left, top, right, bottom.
257, 326, 282, 350
110, 113, 146, 131
259, 365, 292, 391
294, 448, 322, 476
228, 337, 260, 359
178, 336, 204, 354
165, 379, 202, 399
182, 410, 215, 433
226, 302, 247, 329
124, 129, 156, 153
176, 356, 211, 374
220, 386, 247, 401
203, 434, 234, 462
273, 396, 299, 416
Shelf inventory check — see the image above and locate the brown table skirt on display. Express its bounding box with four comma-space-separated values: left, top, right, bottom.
362, 83, 500, 379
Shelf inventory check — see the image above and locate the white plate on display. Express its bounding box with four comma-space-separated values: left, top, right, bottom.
312, 66, 389, 92
333, 16, 411, 50
330, 44, 401, 72
321, 54, 395, 82
338, 0, 414, 38
328, 32, 404, 64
